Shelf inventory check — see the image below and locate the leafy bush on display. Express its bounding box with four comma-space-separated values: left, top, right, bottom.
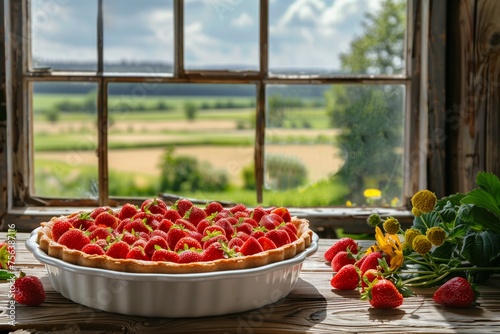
265, 154, 307, 190
159, 147, 229, 193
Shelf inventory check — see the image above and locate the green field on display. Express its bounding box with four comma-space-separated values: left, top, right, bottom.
32, 93, 345, 206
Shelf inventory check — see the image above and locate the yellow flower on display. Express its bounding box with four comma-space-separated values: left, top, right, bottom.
364, 188, 382, 199
411, 207, 422, 217
390, 197, 400, 207
383, 217, 400, 235
411, 190, 437, 213
346, 200, 353, 207
367, 213, 382, 227
367, 226, 404, 271
426, 226, 447, 246
404, 228, 421, 248
412, 235, 432, 255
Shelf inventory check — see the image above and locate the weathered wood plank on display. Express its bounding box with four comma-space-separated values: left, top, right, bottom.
1, 234, 500, 333
475, 0, 500, 178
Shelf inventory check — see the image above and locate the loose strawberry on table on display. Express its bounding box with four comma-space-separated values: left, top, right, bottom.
330, 264, 360, 290
362, 278, 403, 309
13, 272, 46, 306
323, 237, 358, 263
433, 277, 477, 308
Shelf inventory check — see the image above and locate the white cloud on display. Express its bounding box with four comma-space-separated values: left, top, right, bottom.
231, 12, 253, 27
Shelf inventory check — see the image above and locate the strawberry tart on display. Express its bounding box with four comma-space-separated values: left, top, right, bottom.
36, 198, 313, 274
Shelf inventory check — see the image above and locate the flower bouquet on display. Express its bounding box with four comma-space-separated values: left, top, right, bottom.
327, 171, 500, 308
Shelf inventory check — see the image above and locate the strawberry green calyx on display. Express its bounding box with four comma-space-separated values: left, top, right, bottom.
0, 244, 10, 270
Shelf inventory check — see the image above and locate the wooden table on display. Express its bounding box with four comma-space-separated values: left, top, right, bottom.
1, 232, 500, 333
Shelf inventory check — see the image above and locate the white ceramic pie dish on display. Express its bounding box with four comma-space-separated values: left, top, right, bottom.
26, 228, 319, 318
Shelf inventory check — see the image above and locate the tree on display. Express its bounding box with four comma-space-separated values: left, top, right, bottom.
326, 0, 406, 204
184, 101, 198, 121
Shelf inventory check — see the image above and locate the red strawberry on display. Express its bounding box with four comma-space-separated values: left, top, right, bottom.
257, 236, 277, 251
271, 207, 292, 222
71, 212, 95, 230
259, 213, 283, 230
173, 199, 193, 217
94, 211, 119, 229
359, 252, 383, 276
126, 246, 150, 261
186, 230, 203, 244
251, 227, 267, 239
229, 203, 247, 214
174, 218, 197, 232
202, 241, 225, 261
184, 206, 207, 226
433, 277, 477, 308
242, 217, 258, 227
132, 212, 161, 228
174, 236, 202, 252
89, 227, 113, 241
239, 236, 264, 256
152, 249, 180, 262
215, 218, 235, 239
365, 279, 403, 309
285, 222, 298, 234
361, 269, 381, 291
118, 203, 138, 220
331, 250, 356, 272
132, 239, 147, 249
58, 229, 91, 251
141, 198, 167, 215
121, 231, 139, 245
205, 201, 224, 216
228, 237, 245, 250
81, 243, 106, 256
280, 225, 298, 242
324, 238, 358, 262
156, 218, 174, 233
196, 218, 213, 235
13, 272, 46, 306
94, 239, 108, 249
90, 206, 111, 219
51, 218, 73, 242
265, 229, 290, 248
330, 264, 360, 290
164, 209, 182, 223
233, 211, 249, 219
214, 209, 231, 222
178, 250, 203, 263
105, 241, 130, 259
166, 226, 188, 250
250, 206, 267, 224
236, 222, 253, 235
202, 228, 228, 250
144, 236, 169, 258
123, 218, 153, 234
151, 229, 169, 241
234, 231, 250, 242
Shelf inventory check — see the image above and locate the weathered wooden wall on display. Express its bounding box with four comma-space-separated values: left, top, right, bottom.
446, 0, 500, 193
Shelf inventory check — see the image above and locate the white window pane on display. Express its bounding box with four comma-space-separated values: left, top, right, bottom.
103, 0, 174, 73
31, 0, 98, 71
107, 83, 257, 202
269, 0, 406, 75
264, 84, 405, 207
32, 82, 99, 198
184, 0, 259, 71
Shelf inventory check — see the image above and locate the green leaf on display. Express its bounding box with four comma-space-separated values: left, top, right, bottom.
436, 193, 466, 211
0, 270, 15, 280
461, 231, 500, 266
461, 172, 500, 218
431, 241, 457, 260
476, 171, 500, 205
461, 188, 500, 218
412, 211, 441, 232
458, 204, 500, 234
438, 200, 458, 224
447, 224, 470, 239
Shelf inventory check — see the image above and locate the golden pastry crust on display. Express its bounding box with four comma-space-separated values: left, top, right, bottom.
36, 217, 313, 274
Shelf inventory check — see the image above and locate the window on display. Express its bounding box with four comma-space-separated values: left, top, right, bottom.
4, 0, 423, 232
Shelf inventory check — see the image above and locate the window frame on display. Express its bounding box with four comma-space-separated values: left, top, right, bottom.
2, 0, 427, 233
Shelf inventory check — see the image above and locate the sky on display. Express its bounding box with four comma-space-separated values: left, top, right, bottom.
30, 0, 388, 73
